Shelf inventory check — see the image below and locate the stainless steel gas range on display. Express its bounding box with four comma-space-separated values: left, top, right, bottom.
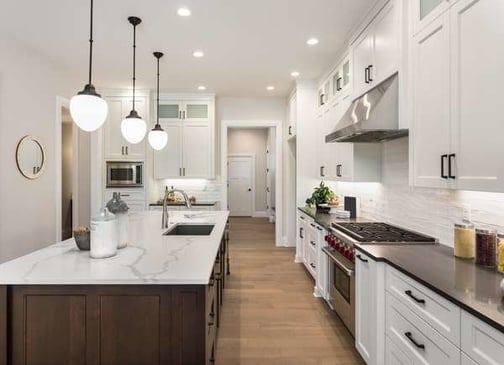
322, 222, 437, 337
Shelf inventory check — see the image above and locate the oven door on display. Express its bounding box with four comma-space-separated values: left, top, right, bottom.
325, 249, 355, 336
107, 163, 143, 188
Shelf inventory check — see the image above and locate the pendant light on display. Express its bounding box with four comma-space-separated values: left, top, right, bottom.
70, 0, 108, 132
148, 52, 168, 150
121, 16, 147, 144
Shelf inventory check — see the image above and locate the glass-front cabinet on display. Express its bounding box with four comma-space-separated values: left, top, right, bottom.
158, 100, 211, 122
413, 0, 453, 34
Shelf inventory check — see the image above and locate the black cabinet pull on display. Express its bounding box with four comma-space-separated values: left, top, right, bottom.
320, 166, 325, 177
310, 263, 316, 269
356, 254, 368, 263
288, 126, 292, 135
441, 154, 448, 179
337, 77, 342, 91
405, 332, 425, 349
448, 153, 456, 179
300, 227, 304, 239
310, 240, 316, 246
300, 216, 305, 220
405, 290, 426, 304
316, 226, 323, 231
364, 67, 369, 84
121, 146, 124, 155
310, 223, 316, 228
336, 164, 342, 177
320, 93, 325, 106
368, 65, 373, 82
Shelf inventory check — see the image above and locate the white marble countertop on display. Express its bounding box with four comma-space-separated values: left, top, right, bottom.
0, 211, 229, 285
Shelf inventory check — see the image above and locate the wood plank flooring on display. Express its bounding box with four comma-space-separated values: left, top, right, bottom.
216, 217, 365, 365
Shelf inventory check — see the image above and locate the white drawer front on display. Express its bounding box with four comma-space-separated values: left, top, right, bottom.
127, 202, 146, 213
386, 294, 460, 365
461, 353, 478, 365
461, 311, 504, 365
104, 189, 146, 202
386, 266, 461, 345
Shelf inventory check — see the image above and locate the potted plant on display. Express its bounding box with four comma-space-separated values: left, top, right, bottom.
305, 181, 337, 211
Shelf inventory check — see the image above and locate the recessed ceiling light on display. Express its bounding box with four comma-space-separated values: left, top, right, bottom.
193, 50, 204, 58
198, 86, 206, 91
307, 38, 319, 46
291, 71, 300, 77
177, 7, 191, 16
266, 86, 275, 91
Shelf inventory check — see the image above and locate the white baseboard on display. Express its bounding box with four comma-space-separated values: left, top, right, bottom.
253, 211, 268, 218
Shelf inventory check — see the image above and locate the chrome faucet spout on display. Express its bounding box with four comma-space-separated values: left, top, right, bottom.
162, 189, 192, 228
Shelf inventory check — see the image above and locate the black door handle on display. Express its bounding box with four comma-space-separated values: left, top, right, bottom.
441, 154, 448, 179
247, 188, 252, 192
356, 254, 368, 263
368, 65, 373, 82
364, 67, 369, 84
405, 290, 426, 304
405, 332, 425, 349
320, 166, 325, 177
448, 154, 456, 179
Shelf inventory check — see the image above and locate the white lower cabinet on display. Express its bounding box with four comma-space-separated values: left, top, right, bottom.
386, 335, 415, 365
355, 251, 385, 365
104, 189, 146, 213
461, 311, 504, 365
461, 353, 478, 365
386, 293, 460, 365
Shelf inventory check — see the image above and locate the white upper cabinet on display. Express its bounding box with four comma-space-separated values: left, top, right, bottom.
449, 0, 504, 192
411, 0, 504, 192
287, 92, 297, 138
153, 96, 215, 179
352, 0, 400, 98
103, 95, 147, 161
413, 0, 454, 35
412, 13, 451, 189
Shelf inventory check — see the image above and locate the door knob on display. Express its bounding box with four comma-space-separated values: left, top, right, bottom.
248, 188, 252, 192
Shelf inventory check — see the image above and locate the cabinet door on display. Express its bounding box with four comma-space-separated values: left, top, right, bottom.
159, 102, 183, 122
386, 336, 415, 365
288, 93, 297, 137
341, 58, 352, 98
103, 97, 126, 159
122, 97, 147, 159
461, 353, 478, 365
412, 13, 451, 189
413, 0, 452, 35
153, 124, 182, 179
184, 101, 211, 122
182, 124, 211, 178
372, 0, 400, 84
355, 251, 377, 364
336, 143, 354, 181
352, 32, 374, 98
450, 0, 504, 192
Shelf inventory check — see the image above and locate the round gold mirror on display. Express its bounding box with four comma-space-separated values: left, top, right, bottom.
16, 136, 45, 179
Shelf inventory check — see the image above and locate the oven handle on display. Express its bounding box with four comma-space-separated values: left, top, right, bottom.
324, 250, 354, 276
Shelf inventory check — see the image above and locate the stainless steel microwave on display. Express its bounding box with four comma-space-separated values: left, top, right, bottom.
106, 162, 143, 188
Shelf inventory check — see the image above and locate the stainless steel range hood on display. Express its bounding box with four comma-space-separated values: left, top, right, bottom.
325, 74, 408, 143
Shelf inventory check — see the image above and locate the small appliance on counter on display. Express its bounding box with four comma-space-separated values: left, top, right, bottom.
343, 196, 359, 218
90, 208, 118, 259
106, 192, 129, 249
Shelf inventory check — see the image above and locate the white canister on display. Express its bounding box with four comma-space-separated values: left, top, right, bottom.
116, 212, 128, 249
90, 208, 118, 259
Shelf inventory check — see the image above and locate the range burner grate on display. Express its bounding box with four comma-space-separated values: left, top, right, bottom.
332, 222, 436, 243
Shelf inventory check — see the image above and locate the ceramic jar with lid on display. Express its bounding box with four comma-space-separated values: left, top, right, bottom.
90, 208, 118, 259
454, 222, 475, 259
475, 227, 497, 268
106, 192, 129, 249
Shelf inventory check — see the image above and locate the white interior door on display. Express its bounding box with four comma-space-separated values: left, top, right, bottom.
228, 156, 253, 217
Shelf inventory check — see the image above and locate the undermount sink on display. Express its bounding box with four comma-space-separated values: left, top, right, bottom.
163, 224, 215, 236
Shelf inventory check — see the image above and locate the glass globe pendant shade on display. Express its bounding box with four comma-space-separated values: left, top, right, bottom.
70, 85, 108, 132
121, 110, 147, 144
148, 125, 168, 150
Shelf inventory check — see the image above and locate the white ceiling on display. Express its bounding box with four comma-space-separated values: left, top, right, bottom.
0, 0, 375, 97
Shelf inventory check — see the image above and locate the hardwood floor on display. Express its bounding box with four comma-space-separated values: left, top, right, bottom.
216, 217, 365, 365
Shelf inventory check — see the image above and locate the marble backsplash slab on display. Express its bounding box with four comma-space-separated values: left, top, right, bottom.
327, 138, 504, 247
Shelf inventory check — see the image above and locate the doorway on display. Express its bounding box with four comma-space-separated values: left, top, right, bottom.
221, 120, 283, 246
228, 155, 254, 216
61, 107, 73, 239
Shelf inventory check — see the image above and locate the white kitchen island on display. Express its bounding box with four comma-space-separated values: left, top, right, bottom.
0, 210, 229, 365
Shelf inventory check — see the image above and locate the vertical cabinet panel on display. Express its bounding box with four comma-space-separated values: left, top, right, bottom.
182, 124, 211, 178
99, 295, 161, 365
372, 0, 400, 83
103, 98, 125, 160
153, 124, 183, 179
412, 13, 451, 188
450, 0, 504, 192
353, 32, 374, 98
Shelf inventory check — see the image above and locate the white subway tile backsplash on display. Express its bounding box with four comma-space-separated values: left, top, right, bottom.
328, 138, 504, 246
153, 179, 222, 203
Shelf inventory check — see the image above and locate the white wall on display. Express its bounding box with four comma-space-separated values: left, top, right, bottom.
0, 31, 74, 262
327, 137, 504, 246
228, 128, 268, 214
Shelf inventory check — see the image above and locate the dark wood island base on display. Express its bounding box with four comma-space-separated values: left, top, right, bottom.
0, 234, 229, 365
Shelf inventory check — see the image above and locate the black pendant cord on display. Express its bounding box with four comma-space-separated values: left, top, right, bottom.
88, 0, 94, 86
156, 55, 160, 126
132, 22, 137, 112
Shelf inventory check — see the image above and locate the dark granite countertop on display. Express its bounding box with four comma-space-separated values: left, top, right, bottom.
355, 244, 504, 333
150, 201, 218, 207
297, 206, 371, 229
298, 207, 504, 332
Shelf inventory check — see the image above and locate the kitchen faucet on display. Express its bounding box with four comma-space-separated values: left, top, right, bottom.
162, 189, 192, 228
